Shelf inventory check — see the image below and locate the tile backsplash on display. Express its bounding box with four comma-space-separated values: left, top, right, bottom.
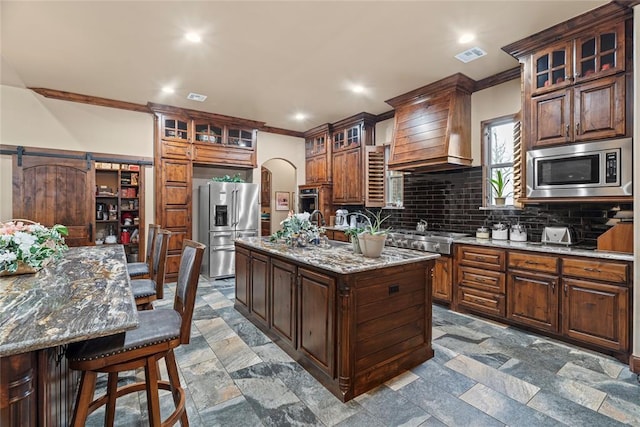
381, 166, 632, 246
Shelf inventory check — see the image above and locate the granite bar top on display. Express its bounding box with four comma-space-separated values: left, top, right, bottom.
236, 237, 439, 274
454, 237, 634, 262
0, 245, 138, 357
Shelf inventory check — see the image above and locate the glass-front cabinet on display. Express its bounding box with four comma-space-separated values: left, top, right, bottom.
574, 22, 624, 82
163, 117, 189, 141
532, 41, 572, 94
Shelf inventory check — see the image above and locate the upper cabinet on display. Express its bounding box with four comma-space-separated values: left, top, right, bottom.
385, 73, 475, 172
503, 3, 632, 150
304, 123, 331, 185
330, 113, 381, 206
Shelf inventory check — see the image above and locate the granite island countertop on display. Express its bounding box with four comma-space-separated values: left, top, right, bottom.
453, 237, 634, 262
236, 236, 439, 274
0, 245, 139, 357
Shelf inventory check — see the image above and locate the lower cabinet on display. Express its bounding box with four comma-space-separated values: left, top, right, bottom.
454, 244, 631, 360
271, 259, 297, 348
250, 252, 269, 328
455, 245, 506, 316
235, 246, 250, 310
432, 256, 452, 303
298, 267, 335, 376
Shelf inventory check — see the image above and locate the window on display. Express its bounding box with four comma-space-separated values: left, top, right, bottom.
385, 145, 404, 207
483, 115, 517, 206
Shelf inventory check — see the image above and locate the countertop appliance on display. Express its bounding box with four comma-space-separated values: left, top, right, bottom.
385, 229, 470, 255
199, 182, 259, 278
541, 226, 574, 245
335, 209, 348, 228
526, 137, 632, 198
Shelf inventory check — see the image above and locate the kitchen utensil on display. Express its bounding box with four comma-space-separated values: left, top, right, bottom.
541, 226, 574, 245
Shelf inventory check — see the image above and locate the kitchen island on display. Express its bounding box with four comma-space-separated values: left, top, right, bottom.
235, 237, 439, 402
0, 245, 138, 426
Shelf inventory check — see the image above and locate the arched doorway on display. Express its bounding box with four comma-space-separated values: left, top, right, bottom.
261, 158, 297, 235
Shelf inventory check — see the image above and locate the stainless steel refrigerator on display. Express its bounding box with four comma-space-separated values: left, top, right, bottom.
199, 182, 259, 278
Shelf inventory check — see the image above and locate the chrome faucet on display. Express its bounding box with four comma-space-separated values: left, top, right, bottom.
310, 209, 325, 226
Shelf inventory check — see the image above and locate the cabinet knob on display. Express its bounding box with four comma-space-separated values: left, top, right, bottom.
565, 124, 570, 138
575, 123, 581, 135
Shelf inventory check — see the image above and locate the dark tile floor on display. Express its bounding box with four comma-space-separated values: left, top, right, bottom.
86, 277, 640, 426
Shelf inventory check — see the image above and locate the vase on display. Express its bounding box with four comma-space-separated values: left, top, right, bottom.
0, 261, 41, 277
494, 197, 506, 206
357, 233, 387, 258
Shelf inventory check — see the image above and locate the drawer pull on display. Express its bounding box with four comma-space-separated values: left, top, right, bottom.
525, 260, 541, 265
584, 267, 601, 273
389, 285, 400, 295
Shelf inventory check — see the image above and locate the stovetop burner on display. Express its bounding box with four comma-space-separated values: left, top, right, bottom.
386, 229, 471, 255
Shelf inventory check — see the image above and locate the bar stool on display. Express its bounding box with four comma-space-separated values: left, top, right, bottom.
67, 239, 205, 427
127, 224, 160, 279
132, 228, 171, 310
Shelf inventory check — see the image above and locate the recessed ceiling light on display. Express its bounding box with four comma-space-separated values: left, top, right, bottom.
162, 87, 175, 94
458, 33, 475, 44
294, 113, 306, 121
185, 32, 202, 43
351, 85, 365, 94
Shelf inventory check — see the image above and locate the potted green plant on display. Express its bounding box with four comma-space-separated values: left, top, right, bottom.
489, 170, 511, 206
355, 210, 391, 258
344, 227, 364, 254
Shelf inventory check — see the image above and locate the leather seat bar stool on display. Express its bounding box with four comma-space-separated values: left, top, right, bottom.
127, 224, 160, 279
132, 228, 171, 310
67, 239, 205, 427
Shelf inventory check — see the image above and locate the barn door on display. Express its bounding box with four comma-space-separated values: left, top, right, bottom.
13, 155, 95, 247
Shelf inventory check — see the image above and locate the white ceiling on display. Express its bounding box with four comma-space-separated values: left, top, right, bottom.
1, 1, 608, 133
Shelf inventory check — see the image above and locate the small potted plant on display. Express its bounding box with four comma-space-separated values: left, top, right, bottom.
356, 210, 391, 258
344, 226, 364, 254
489, 170, 511, 206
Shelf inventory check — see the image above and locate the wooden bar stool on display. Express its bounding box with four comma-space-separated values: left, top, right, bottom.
66, 240, 205, 426
127, 224, 160, 279
132, 228, 171, 310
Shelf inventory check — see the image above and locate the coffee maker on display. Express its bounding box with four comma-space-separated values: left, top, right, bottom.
335, 209, 348, 228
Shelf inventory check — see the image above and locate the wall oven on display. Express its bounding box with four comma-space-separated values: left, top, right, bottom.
526, 138, 632, 198
298, 187, 318, 213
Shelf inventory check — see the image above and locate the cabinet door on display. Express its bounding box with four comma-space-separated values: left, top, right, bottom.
298, 267, 335, 376
235, 246, 250, 310
531, 89, 571, 147
250, 252, 269, 328
574, 22, 625, 82
433, 256, 452, 303
562, 278, 629, 352
507, 271, 559, 333
271, 259, 297, 347
332, 151, 348, 202
161, 116, 190, 142
531, 41, 573, 95
573, 75, 625, 142
344, 149, 362, 203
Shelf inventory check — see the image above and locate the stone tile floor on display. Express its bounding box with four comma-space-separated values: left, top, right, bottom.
85, 276, 640, 426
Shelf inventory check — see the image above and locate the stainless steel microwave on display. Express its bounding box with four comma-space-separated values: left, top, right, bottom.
526, 138, 632, 198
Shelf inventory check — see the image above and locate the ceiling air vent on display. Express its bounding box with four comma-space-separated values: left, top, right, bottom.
187, 92, 207, 102
454, 47, 487, 63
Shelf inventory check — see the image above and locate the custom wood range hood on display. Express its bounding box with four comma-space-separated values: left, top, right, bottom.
385, 73, 475, 172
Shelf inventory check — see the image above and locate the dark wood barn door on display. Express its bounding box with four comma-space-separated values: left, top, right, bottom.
12, 155, 94, 247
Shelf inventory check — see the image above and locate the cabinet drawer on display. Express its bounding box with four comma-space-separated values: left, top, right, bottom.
562, 257, 628, 283
457, 286, 505, 317
456, 245, 505, 271
457, 266, 505, 293
356, 270, 425, 323
509, 252, 559, 274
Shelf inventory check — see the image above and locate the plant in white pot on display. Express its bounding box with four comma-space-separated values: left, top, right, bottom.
355, 210, 391, 258
489, 170, 511, 206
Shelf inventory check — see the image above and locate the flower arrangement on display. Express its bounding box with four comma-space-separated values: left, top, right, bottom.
0, 220, 69, 275
270, 211, 324, 245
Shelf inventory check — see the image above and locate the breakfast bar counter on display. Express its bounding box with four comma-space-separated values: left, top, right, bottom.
235, 237, 439, 402
0, 245, 138, 426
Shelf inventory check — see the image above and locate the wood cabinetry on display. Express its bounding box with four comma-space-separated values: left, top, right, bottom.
331, 113, 379, 205
503, 5, 632, 151
150, 103, 264, 280
453, 243, 631, 360
455, 245, 506, 317
95, 165, 144, 262
234, 240, 434, 401
325, 229, 349, 242
305, 124, 331, 185
432, 256, 452, 304
385, 73, 474, 172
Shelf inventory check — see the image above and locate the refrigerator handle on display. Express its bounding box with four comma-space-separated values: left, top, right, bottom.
234, 188, 240, 227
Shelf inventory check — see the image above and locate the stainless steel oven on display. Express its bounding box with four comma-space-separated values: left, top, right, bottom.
526, 138, 632, 198
298, 187, 318, 213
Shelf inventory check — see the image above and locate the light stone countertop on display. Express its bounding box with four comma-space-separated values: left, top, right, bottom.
0, 245, 138, 357
236, 237, 440, 274
453, 237, 634, 262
